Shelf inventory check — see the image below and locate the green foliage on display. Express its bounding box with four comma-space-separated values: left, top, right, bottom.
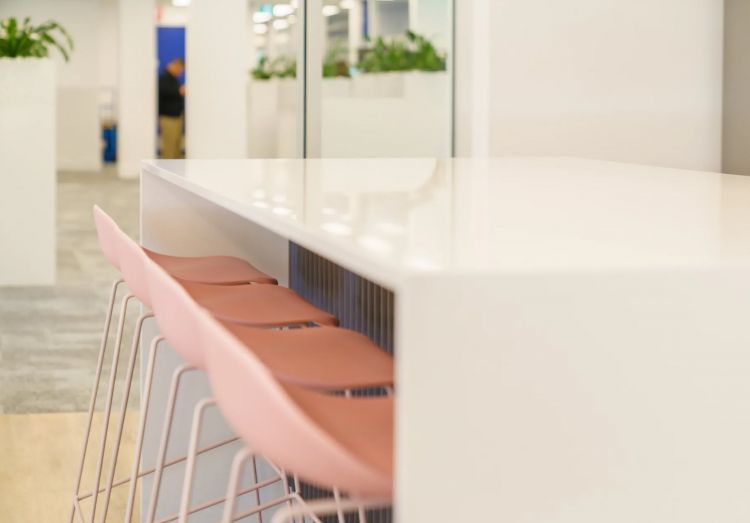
0, 17, 74, 61
252, 49, 349, 80
358, 30, 446, 73
323, 40, 350, 78
252, 55, 297, 80
250, 31, 445, 80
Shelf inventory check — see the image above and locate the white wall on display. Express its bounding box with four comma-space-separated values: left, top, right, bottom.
97, 0, 118, 91
118, 0, 156, 178
158, 5, 189, 27
376, 1, 409, 36
186, 0, 249, 159
408, 0, 452, 50
458, 0, 724, 172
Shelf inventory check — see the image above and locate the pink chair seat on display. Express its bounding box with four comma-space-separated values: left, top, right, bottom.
221, 323, 394, 390
199, 285, 394, 497
284, 383, 394, 495
144, 248, 277, 285
182, 281, 338, 328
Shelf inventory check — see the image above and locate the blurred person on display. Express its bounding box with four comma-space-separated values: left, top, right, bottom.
158, 58, 185, 159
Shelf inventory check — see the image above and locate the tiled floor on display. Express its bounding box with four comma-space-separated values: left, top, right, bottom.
0, 167, 139, 414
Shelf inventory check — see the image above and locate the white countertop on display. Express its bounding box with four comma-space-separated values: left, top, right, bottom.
142, 157, 750, 287
141, 157, 750, 522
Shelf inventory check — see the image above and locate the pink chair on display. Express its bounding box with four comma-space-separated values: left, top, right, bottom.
220, 323, 393, 391
110, 226, 343, 523
94, 205, 277, 286
180, 280, 337, 328
75, 205, 394, 523
143, 243, 395, 523
69, 206, 278, 523
198, 304, 393, 523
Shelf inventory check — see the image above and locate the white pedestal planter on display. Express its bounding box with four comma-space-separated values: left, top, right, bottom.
322, 71, 451, 157
248, 72, 452, 159
0, 58, 56, 285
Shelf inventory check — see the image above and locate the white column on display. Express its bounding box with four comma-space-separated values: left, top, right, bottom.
0, 59, 56, 284
348, 1, 364, 66
186, 0, 249, 158
454, 0, 490, 157
118, 0, 156, 179
366, 0, 379, 38
303, 0, 324, 157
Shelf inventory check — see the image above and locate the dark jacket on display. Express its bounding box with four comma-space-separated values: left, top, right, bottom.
158, 71, 184, 117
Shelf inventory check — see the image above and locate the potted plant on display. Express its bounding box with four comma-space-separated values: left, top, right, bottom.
0, 17, 73, 284
352, 30, 448, 98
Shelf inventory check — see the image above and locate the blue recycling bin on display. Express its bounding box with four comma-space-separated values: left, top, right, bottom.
102, 125, 117, 163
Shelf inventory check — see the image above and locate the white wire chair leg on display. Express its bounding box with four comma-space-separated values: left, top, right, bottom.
177, 398, 216, 523
270, 497, 392, 523
250, 453, 265, 523
221, 448, 252, 523
68, 278, 123, 523
223, 454, 324, 523
98, 312, 153, 522
332, 489, 346, 523
145, 364, 198, 523
74, 434, 241, 521
123, 334, 165, 523
158, 472, 281, 523
292, 475, 302, 523
88, 292, 136, 523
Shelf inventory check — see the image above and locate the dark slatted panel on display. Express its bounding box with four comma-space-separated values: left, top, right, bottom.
289, 242, 394, 355
289, 242, 394, 523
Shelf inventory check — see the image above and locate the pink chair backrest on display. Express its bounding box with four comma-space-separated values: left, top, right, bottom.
198, 307, 392, 496
92, 205, 121, 270
112, 227, 152, 308
143, 255, 206, 368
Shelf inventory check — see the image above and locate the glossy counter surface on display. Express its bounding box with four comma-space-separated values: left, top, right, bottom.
143, 157, 750, 288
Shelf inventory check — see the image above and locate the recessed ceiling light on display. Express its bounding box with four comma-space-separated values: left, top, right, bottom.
322, 5, 340, 16
273, 4, 295, 17
253, 11, 272, 23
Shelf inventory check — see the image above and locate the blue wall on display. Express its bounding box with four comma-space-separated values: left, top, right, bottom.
157, 26, 186, 81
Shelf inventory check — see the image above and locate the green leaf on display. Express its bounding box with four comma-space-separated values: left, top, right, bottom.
40, 32, 69, 62
0, 17, 74, 61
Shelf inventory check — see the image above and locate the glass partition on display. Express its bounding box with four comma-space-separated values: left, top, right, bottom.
247, 0, 302, 158
318, 0, 453, 158
246, 0, 454, 159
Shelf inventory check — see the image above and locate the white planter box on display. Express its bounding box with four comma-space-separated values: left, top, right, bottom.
0, 58, 56, 285
351, 71, 404, 98
247, 71, 452, 159
322, 71, 452, 157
